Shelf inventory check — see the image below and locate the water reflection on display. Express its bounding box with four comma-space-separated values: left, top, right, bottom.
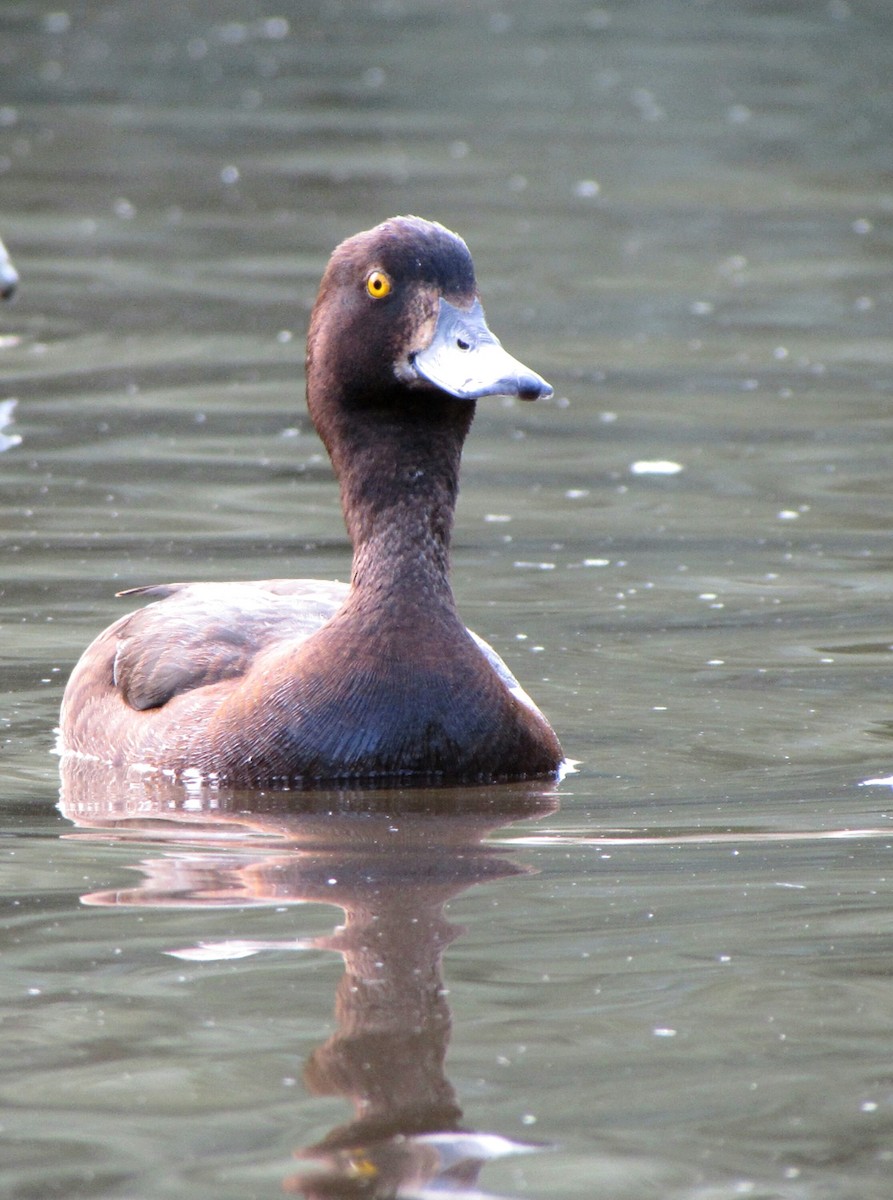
59, 763, 556, 1198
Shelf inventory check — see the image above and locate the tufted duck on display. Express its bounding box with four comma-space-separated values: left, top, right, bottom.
0, 237, 17, 300
58, 216, 564, 786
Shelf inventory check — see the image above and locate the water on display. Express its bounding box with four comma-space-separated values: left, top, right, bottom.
3, 0, 893, 1195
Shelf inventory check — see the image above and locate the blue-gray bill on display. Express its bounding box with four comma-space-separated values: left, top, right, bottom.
412, 297, 551, 402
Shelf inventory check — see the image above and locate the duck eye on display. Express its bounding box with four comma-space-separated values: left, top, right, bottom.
365, 270, 392, 300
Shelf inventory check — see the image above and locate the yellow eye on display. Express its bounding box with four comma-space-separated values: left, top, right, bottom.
365, 270, 392, 299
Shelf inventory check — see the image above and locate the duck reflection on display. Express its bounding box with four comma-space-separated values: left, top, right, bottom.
60, 760, 557, 1198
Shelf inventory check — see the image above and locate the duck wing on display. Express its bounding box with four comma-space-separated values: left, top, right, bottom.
112, 579, 348, 711
103, 577, 539, 721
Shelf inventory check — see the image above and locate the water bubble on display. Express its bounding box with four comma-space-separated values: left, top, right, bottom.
630, 460, 683, 476
362, 66, 385, 88
261, 17, 290, 38
43, 11, 71, 33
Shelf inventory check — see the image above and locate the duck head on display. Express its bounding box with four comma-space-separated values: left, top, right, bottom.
306, 215, 552, 426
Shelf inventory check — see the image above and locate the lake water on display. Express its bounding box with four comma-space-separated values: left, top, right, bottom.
4, 1, 893, 1197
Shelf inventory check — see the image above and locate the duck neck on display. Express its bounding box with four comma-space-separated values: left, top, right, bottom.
327, 401, 474, 617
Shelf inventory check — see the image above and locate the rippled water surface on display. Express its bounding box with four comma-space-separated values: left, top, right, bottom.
4, 2, 893, 1197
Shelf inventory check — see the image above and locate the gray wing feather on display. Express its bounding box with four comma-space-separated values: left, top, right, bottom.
112, 579, 347, 710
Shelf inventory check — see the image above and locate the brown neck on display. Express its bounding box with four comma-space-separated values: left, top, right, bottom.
322, 399, 475, 615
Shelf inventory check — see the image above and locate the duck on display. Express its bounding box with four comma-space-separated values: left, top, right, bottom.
58, 216, 564, 787
0, 236, 17, 300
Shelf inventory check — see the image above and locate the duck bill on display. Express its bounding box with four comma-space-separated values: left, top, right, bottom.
413, 297, 552, 401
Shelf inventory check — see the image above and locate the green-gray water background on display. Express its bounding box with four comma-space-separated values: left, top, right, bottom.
4, 2, 893, 1197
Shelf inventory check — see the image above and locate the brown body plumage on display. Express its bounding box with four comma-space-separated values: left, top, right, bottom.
59, 217, 563, 787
